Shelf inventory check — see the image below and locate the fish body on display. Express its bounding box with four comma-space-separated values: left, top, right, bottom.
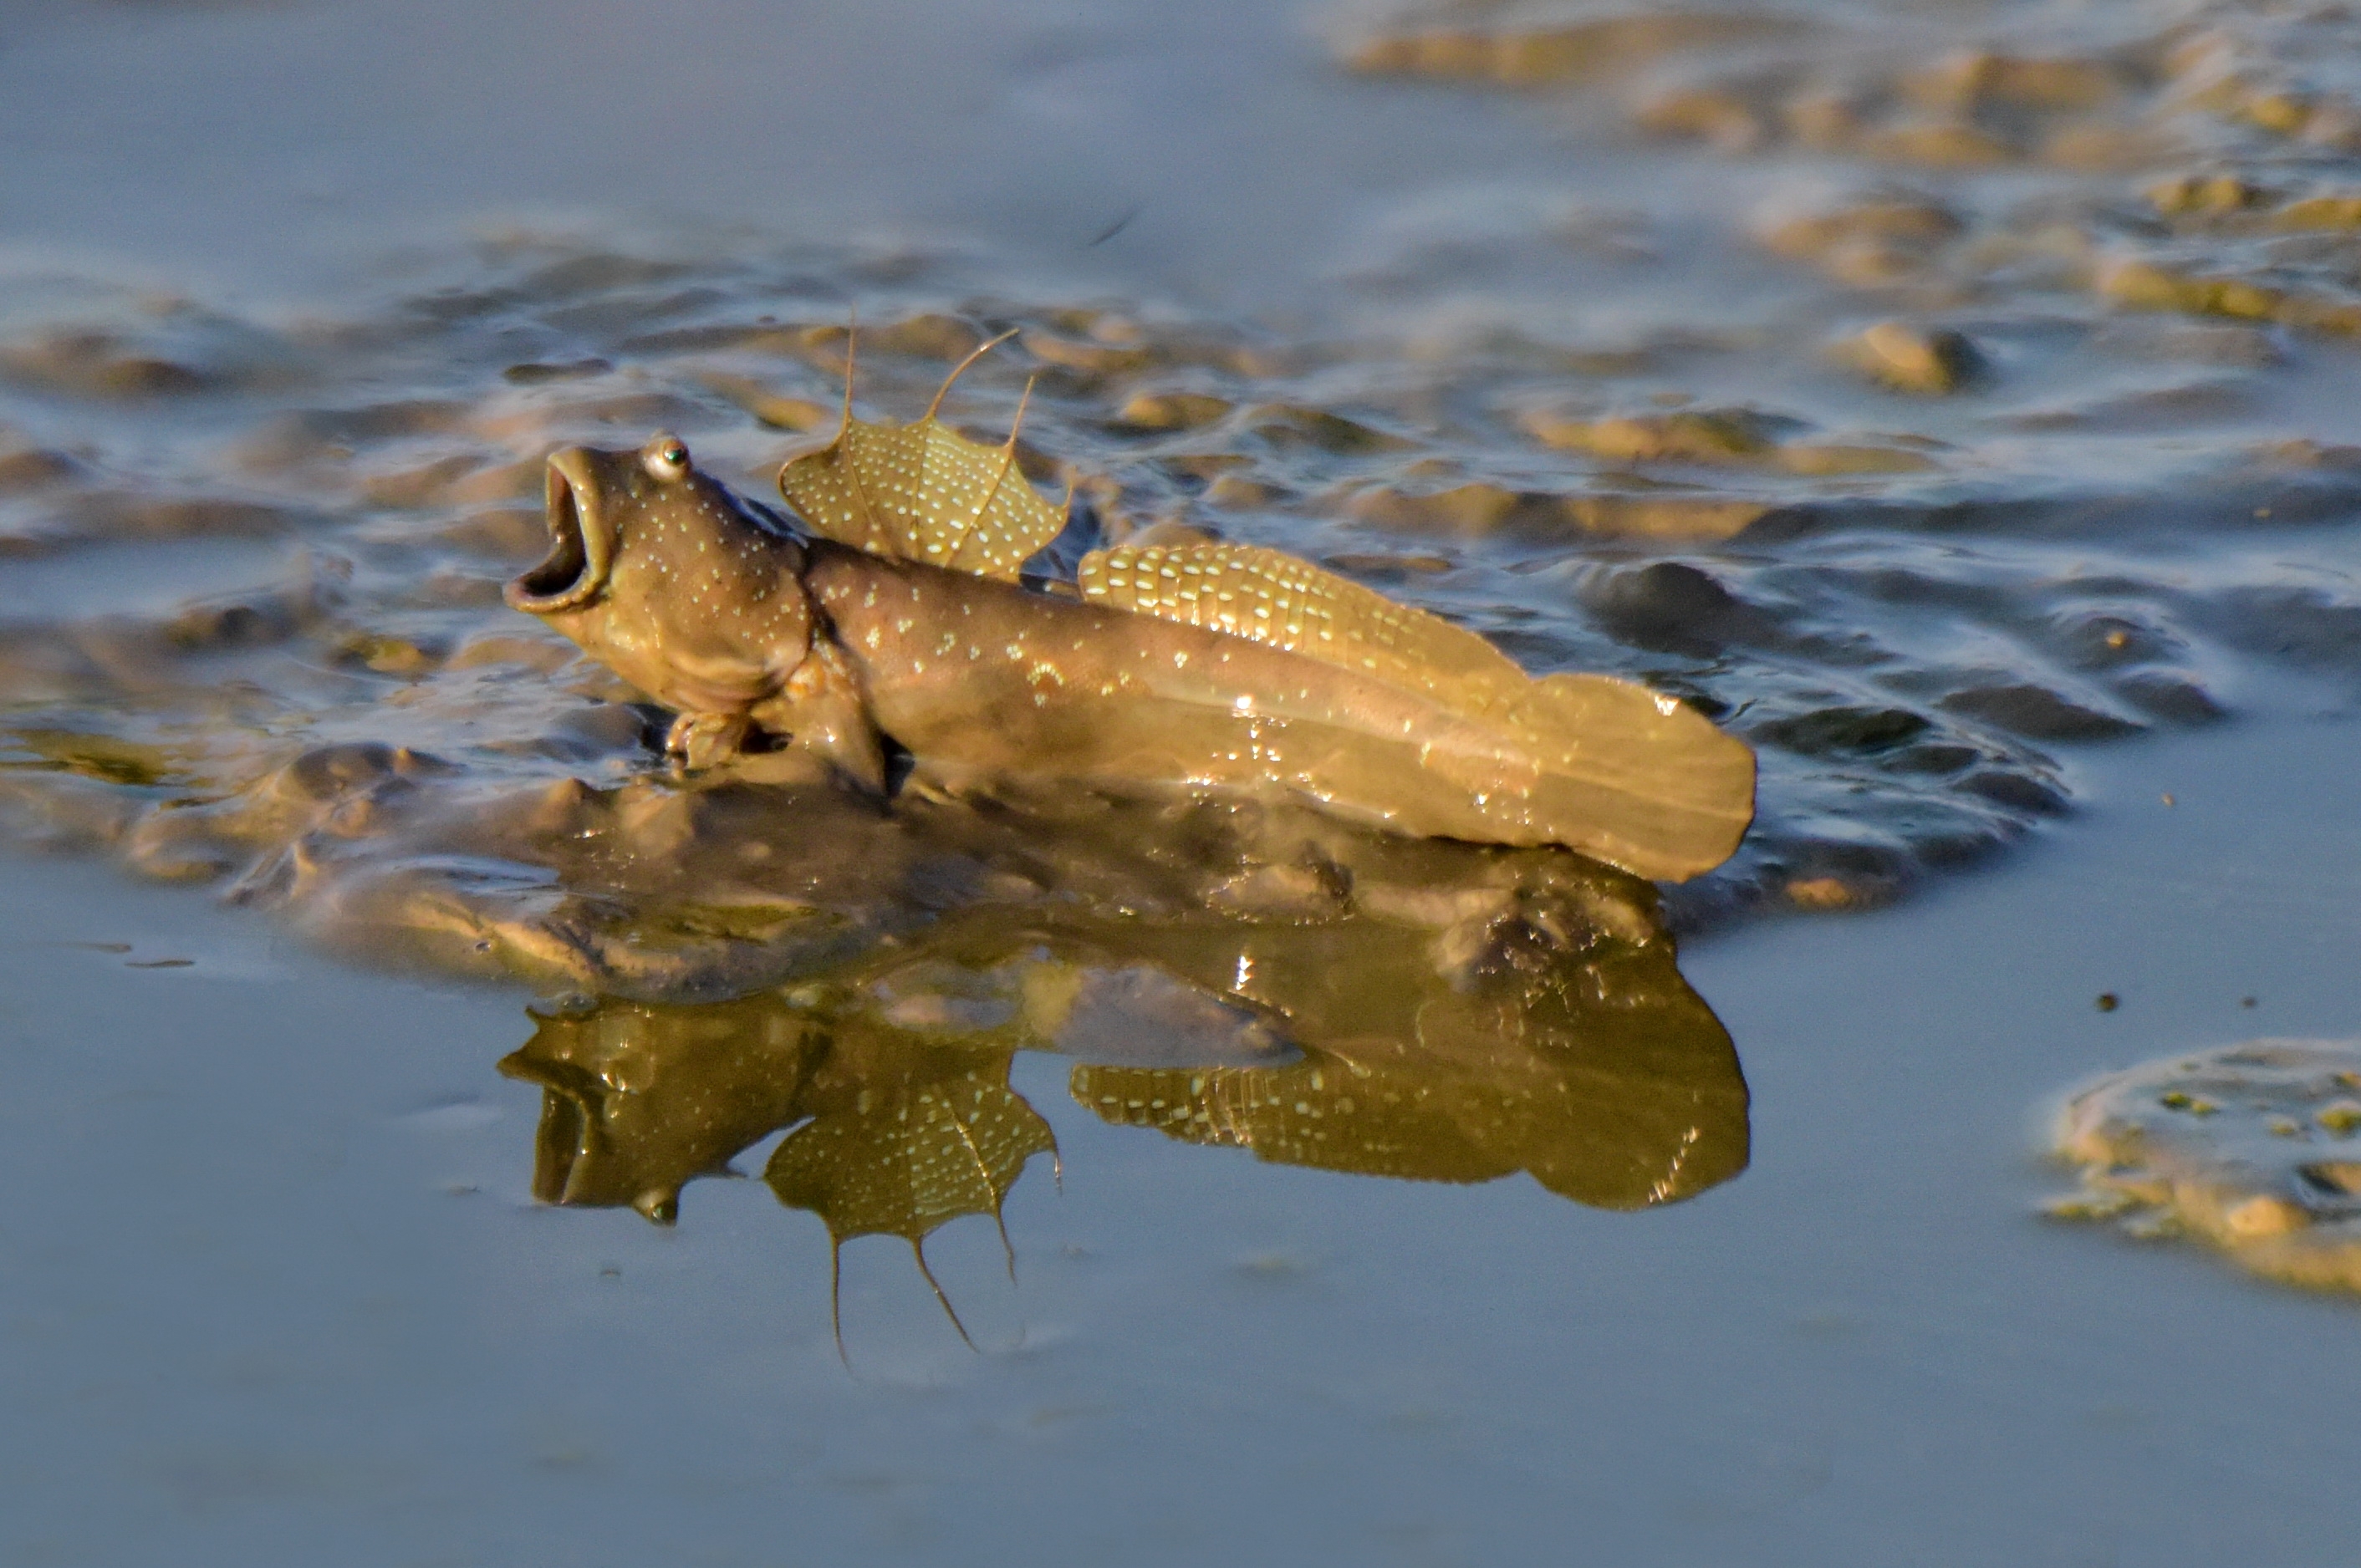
507, 433, 1755, 881
806, 544, 1744, 873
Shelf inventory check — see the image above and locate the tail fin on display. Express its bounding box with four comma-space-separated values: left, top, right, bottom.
1507, 673, 1756, 878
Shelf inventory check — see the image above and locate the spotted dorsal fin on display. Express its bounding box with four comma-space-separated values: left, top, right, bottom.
1076, 540, 1527, 714
778, 328, 1068, 583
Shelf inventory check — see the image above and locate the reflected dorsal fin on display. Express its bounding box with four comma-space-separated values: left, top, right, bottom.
764, 1048, 1054, 1352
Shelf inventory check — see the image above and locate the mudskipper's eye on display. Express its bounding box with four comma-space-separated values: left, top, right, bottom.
642, 434, 691, 481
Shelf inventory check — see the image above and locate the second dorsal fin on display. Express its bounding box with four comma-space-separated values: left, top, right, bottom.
1076, 541, 1526, 714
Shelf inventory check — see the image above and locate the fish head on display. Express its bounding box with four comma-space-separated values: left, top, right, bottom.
507, 432, 814, 689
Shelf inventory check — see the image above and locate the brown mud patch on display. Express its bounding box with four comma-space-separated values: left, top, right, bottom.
2049, 1040, 2361, 1294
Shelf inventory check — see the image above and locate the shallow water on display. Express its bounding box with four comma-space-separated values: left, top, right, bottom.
6, 0, 2361, 1559
11, 715, 2361, 1566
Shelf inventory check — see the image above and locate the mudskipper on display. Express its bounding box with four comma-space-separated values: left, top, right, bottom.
505, 339, 1757, 882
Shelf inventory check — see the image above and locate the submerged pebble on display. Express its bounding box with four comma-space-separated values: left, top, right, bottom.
1838, 321, 1983, 395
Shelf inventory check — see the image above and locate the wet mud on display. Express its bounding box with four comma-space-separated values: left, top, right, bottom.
2049, 1039, 2361, 1293
3, 0, 2361, 1252
4, 215, 2356, 962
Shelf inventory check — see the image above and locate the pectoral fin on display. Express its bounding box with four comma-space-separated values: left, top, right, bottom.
665, 711, 753, 771
752, 643, 890, 794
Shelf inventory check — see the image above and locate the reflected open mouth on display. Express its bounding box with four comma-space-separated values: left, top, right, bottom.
504, 451, 609, 613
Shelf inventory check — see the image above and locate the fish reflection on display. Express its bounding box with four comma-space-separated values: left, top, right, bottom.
499, 992, 823, 1224
1072, 940, 1741, 1209
497, 846, 1747, 1341
765, 1038, 1055, 1352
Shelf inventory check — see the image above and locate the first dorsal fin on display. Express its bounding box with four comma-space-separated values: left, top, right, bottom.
778, 330, 1068, 583
1076, 541, 1527, 715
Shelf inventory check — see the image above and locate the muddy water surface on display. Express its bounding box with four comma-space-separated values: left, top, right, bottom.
6, 0, 2361, 1561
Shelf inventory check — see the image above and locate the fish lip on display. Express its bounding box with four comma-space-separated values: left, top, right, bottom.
505, 448, 612, 613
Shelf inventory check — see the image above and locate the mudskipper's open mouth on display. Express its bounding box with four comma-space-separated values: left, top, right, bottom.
504, 451, 610, 613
